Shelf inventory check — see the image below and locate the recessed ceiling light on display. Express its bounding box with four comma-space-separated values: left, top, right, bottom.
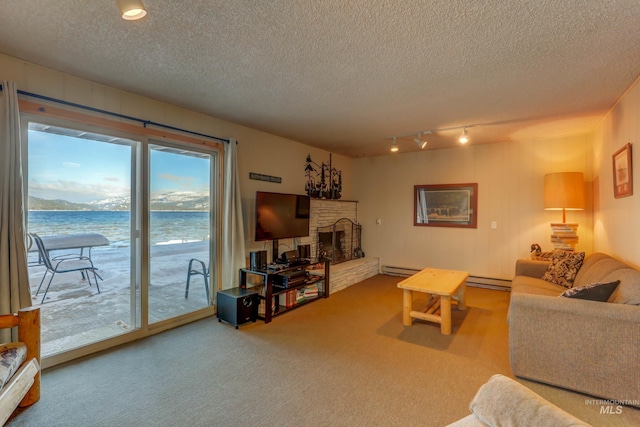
117, 0, 147, 20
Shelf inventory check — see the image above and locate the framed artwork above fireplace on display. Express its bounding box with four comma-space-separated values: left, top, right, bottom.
414, 183, 478, 228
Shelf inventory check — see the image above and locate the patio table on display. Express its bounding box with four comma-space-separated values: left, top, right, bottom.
28, 233, 110, 273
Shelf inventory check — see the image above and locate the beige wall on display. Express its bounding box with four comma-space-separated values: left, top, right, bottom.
0, 54, 352, 262
6, 52, 639, 279
352, 135, 594, 279
591, 77, 640, 268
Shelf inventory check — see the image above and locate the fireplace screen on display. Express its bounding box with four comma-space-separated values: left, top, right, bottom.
317, 218, 362, 264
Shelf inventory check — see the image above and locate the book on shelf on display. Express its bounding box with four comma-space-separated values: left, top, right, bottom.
551, 236, 579, 242
285, 290, 297, 308
258, 297, 277, 316
303, 285, 319, 298
296, 289, 306, 303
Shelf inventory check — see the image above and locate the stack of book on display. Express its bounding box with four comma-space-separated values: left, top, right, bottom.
303, 284, 319, 299
550, 223, 579, 250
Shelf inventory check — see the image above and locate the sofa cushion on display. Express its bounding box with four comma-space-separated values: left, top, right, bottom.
600, 269, 640, 305
0, 342, 27, 390
541, 251, 585, 288
572, 256, 628, 288
512, 276, 565, 296
571, 252, 613, 286
560, 280, 620, 302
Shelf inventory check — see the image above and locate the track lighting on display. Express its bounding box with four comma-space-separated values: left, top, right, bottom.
390, 137, 399, 153
117, 0, 147, 20
387, 126, 470, 153
459, 128, 469, 144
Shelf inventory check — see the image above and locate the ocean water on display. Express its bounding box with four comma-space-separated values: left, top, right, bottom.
28, 211, 210, 247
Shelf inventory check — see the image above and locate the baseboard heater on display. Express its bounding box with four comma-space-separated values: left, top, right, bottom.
381, 265, 511, 291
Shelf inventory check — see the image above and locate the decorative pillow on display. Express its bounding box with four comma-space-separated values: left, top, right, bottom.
541, 250, 585, 288
0, 342, 27, 390
560, 280, 620, 301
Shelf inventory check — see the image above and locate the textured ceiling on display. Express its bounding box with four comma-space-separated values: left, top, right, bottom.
1, 1, 640, 157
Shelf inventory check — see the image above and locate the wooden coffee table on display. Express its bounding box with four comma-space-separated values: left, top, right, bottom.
397, 267, 468, 335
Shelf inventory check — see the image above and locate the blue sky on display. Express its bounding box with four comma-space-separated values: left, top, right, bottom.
28, 130, 210, 203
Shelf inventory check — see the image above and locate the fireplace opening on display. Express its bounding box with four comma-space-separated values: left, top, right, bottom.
317, 218, 362, 265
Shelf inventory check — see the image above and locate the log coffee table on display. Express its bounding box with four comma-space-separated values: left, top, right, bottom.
397, 267, 468, 335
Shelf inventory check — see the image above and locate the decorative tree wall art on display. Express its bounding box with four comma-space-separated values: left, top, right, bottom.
305, 153, 342, 199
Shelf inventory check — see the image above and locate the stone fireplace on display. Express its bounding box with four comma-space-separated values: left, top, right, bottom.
298, 199, 362, 265
295, 199, 377, 294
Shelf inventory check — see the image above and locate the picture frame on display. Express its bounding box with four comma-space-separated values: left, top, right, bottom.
414, 183, 478, 228
612, 143, 633, 198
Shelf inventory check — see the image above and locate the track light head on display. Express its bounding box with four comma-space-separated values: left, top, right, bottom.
459, 128, 469, 144
413, 132, 428, 149
390, 137, 399, 153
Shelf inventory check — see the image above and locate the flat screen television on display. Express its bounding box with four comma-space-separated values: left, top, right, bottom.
254, 191, 310, 241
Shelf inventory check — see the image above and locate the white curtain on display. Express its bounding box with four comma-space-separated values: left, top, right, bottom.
221, 139, 245, 290
0, 81, 32, 342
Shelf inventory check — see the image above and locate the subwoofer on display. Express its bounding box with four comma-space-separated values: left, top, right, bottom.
217, 288, 258, 329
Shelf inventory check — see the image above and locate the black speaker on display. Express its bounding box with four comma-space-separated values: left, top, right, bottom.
298, 244, 311, 259
250, 250, 268, 270
217, 288, 258, 329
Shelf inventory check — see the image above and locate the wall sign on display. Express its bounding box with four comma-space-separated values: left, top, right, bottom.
250, 172, 282, 183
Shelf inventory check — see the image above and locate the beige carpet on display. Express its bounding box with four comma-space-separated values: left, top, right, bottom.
9, 274, 640, 426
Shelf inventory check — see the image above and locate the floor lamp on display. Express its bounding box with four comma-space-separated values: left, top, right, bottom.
544, 172, 585, 250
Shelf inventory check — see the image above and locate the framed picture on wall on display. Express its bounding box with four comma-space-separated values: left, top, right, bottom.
612, 143, 633, 198
414, 183, 478, 228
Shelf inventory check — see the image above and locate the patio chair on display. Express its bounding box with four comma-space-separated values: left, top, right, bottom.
30, 233, 100, 304
185, 258, 210, 300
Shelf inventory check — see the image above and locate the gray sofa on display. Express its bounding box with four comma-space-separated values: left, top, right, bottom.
509, 252, 640, 407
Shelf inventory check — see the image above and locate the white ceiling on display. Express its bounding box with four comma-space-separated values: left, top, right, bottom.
2, 1, 640, 157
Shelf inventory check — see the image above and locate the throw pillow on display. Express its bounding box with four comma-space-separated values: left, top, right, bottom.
560, 280, 620, 302
541, 250, 585, 288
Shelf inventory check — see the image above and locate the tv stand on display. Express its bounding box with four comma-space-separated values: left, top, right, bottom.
239, 259, 329, 323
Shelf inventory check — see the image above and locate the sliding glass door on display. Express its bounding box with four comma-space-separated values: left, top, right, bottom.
148, 143, 214, 324
26, 122, 139, 357
24, 119, 218, 359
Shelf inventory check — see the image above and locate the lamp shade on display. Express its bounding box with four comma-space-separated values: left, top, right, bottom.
544, 172, 585, 210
